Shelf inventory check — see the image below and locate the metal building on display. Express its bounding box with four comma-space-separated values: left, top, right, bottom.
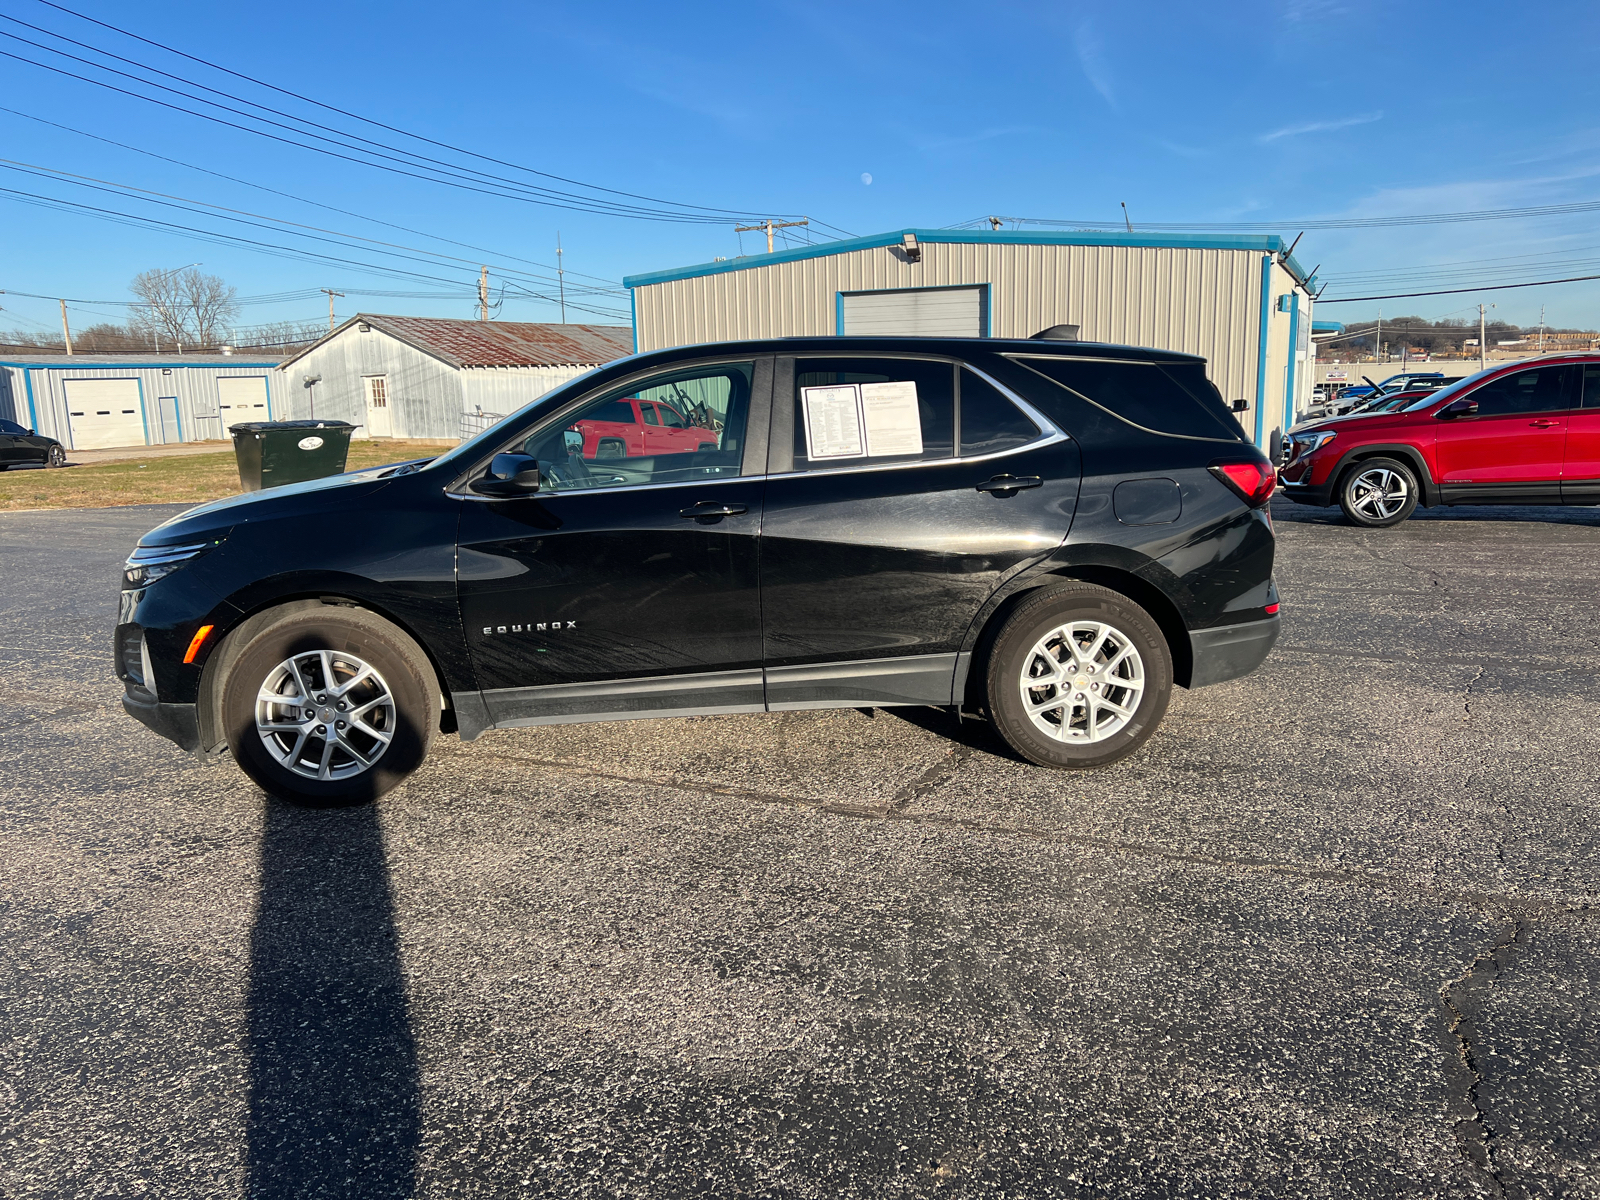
625, 228, 1318, 451
0, 353, 286, 450
276, 315, 634, 440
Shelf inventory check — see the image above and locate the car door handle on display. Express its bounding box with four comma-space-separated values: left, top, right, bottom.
1529, 419, 1561, 427
975, 474, 1043, 494
678, 501, 747, 518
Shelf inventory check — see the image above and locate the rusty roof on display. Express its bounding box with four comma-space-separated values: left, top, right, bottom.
349, 315, 632, 369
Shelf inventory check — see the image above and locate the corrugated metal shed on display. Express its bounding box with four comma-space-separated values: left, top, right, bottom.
275, 315, 632, 440
0, 353, 286, 450
624, 229, 1317, 450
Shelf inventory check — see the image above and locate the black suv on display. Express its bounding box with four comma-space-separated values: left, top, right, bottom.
118, 337, 1280, 803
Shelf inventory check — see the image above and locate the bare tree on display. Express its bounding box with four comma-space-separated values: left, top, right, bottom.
129, 267, 238, 347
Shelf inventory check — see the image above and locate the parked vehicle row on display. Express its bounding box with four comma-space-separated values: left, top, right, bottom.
1282, 354, 1600, 526
116, 335, 1281, 803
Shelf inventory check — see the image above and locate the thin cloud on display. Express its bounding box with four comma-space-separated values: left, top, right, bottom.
1074, 21, 1115, 109
1259, 111, 1382, 143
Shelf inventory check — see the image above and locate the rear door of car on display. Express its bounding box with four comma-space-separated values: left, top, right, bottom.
1434, 364, 1579, 501
1564, 361, 1600, 504
758, 353, 1078, 710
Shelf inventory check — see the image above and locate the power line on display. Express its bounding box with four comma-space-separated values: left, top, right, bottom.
969, 199, 1600, 233
1316, 273, 1600, 304
0, 104, 625, 287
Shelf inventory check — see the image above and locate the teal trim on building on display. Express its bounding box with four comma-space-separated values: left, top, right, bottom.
624, 228, 1303, 290
22, 367, 38, 432
1255, 255, 1273, 446
1284, 299, 1301, 435
1311, 320, 1344, 334
0, 359, 280, 370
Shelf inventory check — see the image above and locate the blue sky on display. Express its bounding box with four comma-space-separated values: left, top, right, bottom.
4, 0, 1600, 342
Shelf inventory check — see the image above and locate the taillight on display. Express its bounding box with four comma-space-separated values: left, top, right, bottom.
1209, 459, 1276, 508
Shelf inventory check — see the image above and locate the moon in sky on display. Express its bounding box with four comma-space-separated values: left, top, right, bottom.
860, 172, 873, 185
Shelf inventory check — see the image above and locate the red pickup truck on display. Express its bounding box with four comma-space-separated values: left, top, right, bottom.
571, 398, 719, 459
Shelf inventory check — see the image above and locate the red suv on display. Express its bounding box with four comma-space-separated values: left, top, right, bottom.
570, 397, 720, 459
1280, 355, 1600, 527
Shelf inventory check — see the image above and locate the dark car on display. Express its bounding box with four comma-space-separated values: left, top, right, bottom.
0, 419, 66, 468
117, 336, 1281, 804
1280, 353, 1600, 526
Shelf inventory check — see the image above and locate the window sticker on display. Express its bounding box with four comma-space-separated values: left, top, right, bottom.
801, 384, 865, 459
860, 380, 922, 456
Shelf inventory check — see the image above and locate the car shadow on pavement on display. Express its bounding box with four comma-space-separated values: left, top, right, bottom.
1272, 499, 1599, 527
246, 797, 419, 1199
881, 704, 1026, 761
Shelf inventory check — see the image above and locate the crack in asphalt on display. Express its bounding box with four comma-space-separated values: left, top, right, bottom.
885, 744, 972, 813
1439, 917, 1529, 1196
466, 747, 1576, 922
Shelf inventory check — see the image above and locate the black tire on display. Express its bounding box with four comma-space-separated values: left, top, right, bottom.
45, 445, 65, 468
1337, 456, 1419, 528
220, 606, 438, 806
986, 584, 1173, 770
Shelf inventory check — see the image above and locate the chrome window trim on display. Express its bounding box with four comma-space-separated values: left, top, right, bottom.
1004, 354, 1248, 446
448, 471, 756, 504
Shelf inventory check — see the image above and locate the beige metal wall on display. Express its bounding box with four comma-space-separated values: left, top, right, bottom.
633, 240, 1270, 420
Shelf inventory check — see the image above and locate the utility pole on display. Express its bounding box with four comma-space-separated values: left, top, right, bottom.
320, 288, 344, 332
59, 299, 73, 355
556, 234, 566, 324
1375, 309, 1381, 364
734, 218, 809, 253
1538, 304, 1546, 354
479, 266, 489, 322
1478, 304, 1487, 371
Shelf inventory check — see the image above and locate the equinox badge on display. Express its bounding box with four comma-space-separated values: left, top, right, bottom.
483, 621, 578, 635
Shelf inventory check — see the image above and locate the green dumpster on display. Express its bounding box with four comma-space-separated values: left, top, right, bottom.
229, 420, 358, 492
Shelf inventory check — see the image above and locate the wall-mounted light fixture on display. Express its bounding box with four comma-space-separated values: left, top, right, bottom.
901, 232, 921, 263
358, 323, 371, 333
161, 368, 173, 375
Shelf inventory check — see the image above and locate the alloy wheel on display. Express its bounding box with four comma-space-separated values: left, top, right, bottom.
1018, 620, 1146, 743
1350, 467, 1409, 520
255, 649, 397, 780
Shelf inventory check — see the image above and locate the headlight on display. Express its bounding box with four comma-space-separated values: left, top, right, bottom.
1289, 430, 1337, 459
123, 539, 220, 588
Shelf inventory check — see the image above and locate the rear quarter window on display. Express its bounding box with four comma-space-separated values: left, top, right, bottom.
1009, 356, 1245, 441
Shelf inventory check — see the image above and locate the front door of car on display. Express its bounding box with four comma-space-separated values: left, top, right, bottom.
1564, 362, 1600, 504
455, 358, 771, 727
759, 356, 1078, 709
1433, 364, 1579, 499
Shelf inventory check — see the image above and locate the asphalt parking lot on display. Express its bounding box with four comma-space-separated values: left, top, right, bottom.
2, 497, 1598, 1199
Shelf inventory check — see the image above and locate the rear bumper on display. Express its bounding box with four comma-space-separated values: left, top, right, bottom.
1188, 615, 1281, 688
122, 691, 203, 755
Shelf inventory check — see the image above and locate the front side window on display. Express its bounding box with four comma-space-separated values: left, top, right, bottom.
792, 358, 954, 471
519, 363, 752, 492
1467, 365, 1580, 417
0, 420, 27, 435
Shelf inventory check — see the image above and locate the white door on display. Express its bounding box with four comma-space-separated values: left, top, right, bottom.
841, 286, 986, 337
217, 376, 270, 431
63, 379, 145, 450
364, 375, 393, 437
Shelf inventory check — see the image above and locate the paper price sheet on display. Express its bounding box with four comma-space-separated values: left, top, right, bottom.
800, 380, 923, 461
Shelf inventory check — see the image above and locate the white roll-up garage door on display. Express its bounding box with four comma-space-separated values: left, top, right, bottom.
840, 286, 987, 337
217, 376, 270, 424
64, 379, 146, 450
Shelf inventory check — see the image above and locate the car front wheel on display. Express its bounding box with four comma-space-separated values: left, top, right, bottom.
1338, 457, 1419, 527
986, 584, 1173, 770
45, 445, 65, 467
220, 606, 439, 805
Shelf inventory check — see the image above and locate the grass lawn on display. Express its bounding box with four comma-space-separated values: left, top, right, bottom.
0, 440, 454, 512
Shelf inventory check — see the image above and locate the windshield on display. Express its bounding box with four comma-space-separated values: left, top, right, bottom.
423, 364, 607, 473
1400, 366, 1496, 412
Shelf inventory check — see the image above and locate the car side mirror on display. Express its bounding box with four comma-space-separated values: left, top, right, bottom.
562, 429, 584, 456
1230, 399, 1248, 412
1437, 398, 1478, 420
471, 452, 541, 497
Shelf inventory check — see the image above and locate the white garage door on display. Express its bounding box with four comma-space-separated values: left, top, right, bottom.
217, 376, 270, 426
64, 379, 146, 450
840, 286, 987, 337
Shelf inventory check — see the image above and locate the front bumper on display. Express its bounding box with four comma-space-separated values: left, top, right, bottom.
122, 690, 204, 754
1188, 615, 1281, 688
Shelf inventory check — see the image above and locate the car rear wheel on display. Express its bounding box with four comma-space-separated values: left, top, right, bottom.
986, 584, 1173, 770
220, 606, 438, 805
1338, 457, 1418, 527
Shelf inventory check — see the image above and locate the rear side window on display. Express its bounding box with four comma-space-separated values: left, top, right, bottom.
792, 358, 954, 470
1468, 365, 1580, 416
1585, 364, 1600, 408
960, 369, 1039, 457
1010, 356, 1244, 441
591, 401, 634, 423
